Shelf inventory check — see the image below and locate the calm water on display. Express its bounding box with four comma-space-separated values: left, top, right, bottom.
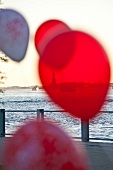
0, 89, 113, 141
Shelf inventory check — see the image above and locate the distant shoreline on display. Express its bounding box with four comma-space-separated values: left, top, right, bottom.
0, 83, 112, 93
0, 85, 39, 92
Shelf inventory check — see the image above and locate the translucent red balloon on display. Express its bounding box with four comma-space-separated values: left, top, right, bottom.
35, 20, 74, 69
0, 9, 29, 61
3, 120, 89, 170
39, 31, 110, 121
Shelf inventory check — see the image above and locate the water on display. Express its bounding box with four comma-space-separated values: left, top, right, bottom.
0, 88, 113, 141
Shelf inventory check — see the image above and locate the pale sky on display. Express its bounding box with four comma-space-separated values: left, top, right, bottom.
1, 0, 113, 86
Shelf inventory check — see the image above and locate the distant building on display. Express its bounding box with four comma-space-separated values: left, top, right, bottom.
51, 71, 56, 86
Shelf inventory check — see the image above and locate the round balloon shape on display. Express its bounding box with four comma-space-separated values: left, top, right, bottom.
38, 31, 110, 121
3, 120, 90, 170
35, 20, 74, 69
0, 9, 29, 61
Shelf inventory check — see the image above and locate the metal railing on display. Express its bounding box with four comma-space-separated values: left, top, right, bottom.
0, 109, 42, 137
0, 109, 113, 142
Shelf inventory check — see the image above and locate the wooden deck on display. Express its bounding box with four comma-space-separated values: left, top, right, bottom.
0, 137, 113, 170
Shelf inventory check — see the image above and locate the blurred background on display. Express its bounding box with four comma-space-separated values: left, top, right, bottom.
0, 0, 113, 86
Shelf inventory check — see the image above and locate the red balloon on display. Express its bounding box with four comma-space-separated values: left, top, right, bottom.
3, 120, 89, 170
35, 20, 74, 69
39, 31, 110, 121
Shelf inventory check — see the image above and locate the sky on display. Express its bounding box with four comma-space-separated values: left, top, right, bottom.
1, 0, 113, 86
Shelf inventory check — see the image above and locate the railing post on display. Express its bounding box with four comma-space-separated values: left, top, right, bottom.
81, 120, 89, 142
0, 109, 5, 137
37, 109, 44, 120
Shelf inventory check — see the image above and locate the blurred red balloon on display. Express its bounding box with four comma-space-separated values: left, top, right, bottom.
39, 31, 110, 121
35, 20, 75, 69
3, 120, 90, 170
